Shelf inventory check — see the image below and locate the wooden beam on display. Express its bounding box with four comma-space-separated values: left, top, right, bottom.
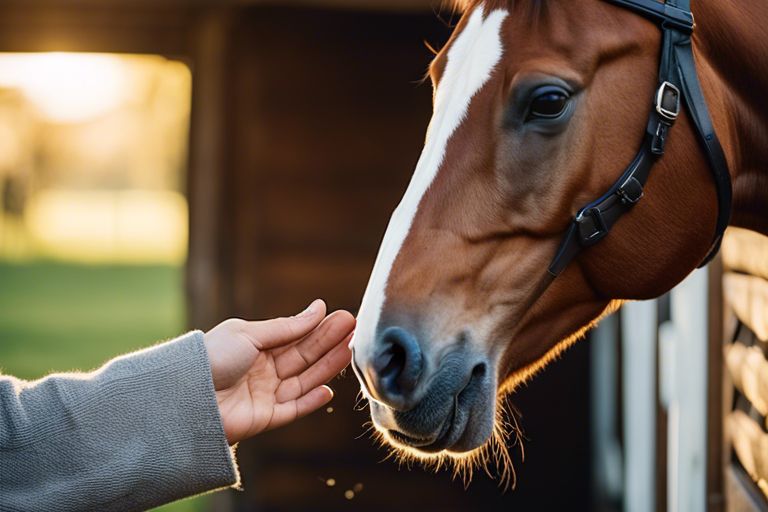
723, 228, 768, 283
723, 273, 768, 343
707, 257, 725, 512
727, 411, 768, 502
725, 465, 768, 512
185, 8, 233, 330
0, 4, 193, 56
0, 0, 443, 12
724, 343, 768, 419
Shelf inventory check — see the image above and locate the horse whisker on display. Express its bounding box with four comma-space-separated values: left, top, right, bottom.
357, 391, 524, 491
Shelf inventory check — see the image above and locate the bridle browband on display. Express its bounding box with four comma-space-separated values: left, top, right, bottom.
547, 0, 733, 277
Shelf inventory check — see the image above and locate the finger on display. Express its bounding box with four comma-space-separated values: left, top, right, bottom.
275, 332, 352, 403
242, 299, 326, 350
268, 385, 334, 431
274, 310, 355, 379
268, 309, 353, 359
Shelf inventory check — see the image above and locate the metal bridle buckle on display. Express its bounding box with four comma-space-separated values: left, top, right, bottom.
617, 176, 644, 205
576, 207, 608, 247
655, 81, 681, 123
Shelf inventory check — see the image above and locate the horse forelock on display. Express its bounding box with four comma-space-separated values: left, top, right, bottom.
452, 0, 547, 15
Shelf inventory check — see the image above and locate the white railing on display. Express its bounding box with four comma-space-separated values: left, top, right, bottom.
662, 269, 709, 512
622, 299, 658, 512
592, 268, 710, 512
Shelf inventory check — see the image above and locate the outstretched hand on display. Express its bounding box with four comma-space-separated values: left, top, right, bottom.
204, 300, 355, 444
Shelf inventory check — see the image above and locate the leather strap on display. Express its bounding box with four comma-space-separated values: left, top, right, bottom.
602, 0, 694, 33
547, 0, 733, 276
673, 41, 733, 264
670, 0, 732, 263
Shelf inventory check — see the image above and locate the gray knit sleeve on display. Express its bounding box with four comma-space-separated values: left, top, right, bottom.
0, 331, 240, 512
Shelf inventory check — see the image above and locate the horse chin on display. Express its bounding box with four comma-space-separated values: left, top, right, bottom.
369, 359, 497, 457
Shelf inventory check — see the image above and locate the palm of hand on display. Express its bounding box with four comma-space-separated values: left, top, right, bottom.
205, 302, 355, 444
215, 349, 281, 443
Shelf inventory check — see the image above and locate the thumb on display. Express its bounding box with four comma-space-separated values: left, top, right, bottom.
243, 299, 327, 350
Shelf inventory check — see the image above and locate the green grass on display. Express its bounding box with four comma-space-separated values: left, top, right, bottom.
0, 261, 206, 512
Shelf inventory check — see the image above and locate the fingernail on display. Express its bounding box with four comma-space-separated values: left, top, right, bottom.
297, 300, 317, 318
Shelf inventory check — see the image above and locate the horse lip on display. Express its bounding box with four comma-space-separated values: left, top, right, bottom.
388, 430, 435, 447
389, 367, 479, 452
389, 402, 457, 448
422, 398, 464, 452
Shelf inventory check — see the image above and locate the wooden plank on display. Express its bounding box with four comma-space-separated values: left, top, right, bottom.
724, 343, 768, 419
723, 273, 768, 343
0, 0, 440, 10
0, 4, 193, 56
723, 228, 768, 283
185, 9, 234, 331
724, 311, 739, 508
254, 254, 376, 315
708, 257, 725, 512
254, 183, 407, 253
222, 5, 445, 319
726, 410, 768, 501
726, 465, 768, 512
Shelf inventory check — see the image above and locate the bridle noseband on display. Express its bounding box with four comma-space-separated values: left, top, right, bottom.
547, 0, 733, 277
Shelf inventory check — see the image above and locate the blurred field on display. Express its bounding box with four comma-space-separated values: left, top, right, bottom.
0, 261, 206, 512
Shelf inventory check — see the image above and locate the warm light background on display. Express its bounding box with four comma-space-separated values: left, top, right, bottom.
0, 52, 190, 263
0, 52, 199, 512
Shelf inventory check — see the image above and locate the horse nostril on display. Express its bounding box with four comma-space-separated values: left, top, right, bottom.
377, 342, 406, 379
372, 326, 424, 403
471, 362, 486, 378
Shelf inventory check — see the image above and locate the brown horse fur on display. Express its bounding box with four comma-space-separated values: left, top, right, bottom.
356, 0, 768, 478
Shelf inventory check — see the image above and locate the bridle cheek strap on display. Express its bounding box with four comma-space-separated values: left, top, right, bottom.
547, 0, 733, 277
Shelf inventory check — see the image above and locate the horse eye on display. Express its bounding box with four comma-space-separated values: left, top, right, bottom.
528, 88, 570, 120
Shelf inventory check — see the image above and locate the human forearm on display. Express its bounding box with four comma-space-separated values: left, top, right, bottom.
0, 331, 238, 512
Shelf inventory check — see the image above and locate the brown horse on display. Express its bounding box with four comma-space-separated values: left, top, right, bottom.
350, 0, 768, 479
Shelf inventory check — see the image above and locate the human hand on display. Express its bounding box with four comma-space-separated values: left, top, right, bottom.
204, 299, 355, 444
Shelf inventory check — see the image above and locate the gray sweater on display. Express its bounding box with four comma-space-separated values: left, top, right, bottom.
0, 331, 240, 512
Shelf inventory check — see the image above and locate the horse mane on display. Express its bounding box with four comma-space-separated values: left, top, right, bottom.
450, 0, 525, 13
447, 0, 546, 13
450, 0, 473, 10
450, 0, 482, 11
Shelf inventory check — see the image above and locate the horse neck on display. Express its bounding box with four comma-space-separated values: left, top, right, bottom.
694, 0, 768, 234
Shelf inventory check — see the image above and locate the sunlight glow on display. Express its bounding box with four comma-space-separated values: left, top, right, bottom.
0, 52, 191, 264
0, 53, 128, 123
25, 190, 188, 264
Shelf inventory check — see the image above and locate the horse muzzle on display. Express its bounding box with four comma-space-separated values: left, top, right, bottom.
352, 326, 496, 454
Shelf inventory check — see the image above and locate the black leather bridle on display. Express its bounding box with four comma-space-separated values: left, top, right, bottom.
547, 0, 733, 277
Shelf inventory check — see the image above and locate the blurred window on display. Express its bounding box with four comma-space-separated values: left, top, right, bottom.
0, 52, 191, 380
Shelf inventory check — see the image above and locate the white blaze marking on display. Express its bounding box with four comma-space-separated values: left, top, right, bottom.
351, 7, 508, 357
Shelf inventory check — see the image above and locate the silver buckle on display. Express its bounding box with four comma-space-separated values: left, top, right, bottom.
655, 81, 681, 122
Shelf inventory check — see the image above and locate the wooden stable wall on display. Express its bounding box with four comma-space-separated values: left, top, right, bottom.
213, 6, 594, 511
722, 228, 768, 511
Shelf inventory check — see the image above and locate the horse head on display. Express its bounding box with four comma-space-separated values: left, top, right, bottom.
350, 0, 721, 469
